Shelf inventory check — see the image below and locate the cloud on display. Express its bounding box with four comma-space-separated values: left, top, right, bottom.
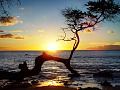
10, 30, 23, 32
19, 7, 24, 10
19, 21, 23, 23
24, 35, 37, 38
0, 33, 24, 40
16, 16, 20, 18
79, 29, 93, 34
95, 26, 98, 27
0, 30, 6, 32
0, 47, 11, 50
113, 42, 120, 45
39, 34, 48, 37
14, 37, 24, 39
88, 45, 120, 50
90, 42, 109, 45
0, 17, 23, 26
0, 33, 14, 39
107, 31, 115, 33
84, 29, 93, 33
38, 30, 44, 32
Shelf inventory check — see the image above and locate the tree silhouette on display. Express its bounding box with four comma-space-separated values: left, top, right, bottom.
60, 0, 120, 61
0, 0, 21, 17
0, 0, 120, 81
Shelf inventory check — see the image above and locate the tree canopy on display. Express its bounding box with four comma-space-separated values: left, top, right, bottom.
61, 0, 120, 59
62, 0, 120, 32
0, 0, 21, 17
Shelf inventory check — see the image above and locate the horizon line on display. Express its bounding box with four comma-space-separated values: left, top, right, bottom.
0, 49, 120, 51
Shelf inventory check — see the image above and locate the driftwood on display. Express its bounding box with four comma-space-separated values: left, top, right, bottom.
0, 52, 80, 81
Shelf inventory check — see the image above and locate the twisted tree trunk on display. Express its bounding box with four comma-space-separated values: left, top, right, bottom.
0, 52, 80, 81
32, 52, 80, 76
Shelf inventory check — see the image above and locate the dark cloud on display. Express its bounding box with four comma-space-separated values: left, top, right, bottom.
0, 33, 38, 40
0, 33, 14, 39
88, 45, 120, 50
0, 17, 23, 26
0, 30, 6, 32
0, 33, 24, 40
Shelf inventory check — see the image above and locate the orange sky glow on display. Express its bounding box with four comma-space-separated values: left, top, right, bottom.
0, 0, 120, 51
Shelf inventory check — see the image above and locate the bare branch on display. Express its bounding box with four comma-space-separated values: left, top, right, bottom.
0, 0, 21, 17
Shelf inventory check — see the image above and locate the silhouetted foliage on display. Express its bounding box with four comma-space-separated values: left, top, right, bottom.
61, 0, 120, 59
86, 0, 120, 21
0, 0, 21, 17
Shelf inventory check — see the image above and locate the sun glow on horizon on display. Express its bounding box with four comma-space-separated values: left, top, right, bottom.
47, 43, 58, 51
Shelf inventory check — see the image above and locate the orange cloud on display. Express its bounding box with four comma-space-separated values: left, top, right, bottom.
0, 30, 6, 32
113, 42, 120, 45
14, 37, 24, 39
24, 35, 37, 38
19, 21, 23, 23
84, 29, 93, 33
107, 31, 115, 33
0, 17, 23, 26
0, 47, 11, 50
10, 30, 23, 32
38, 30, 44, 32
88, 45, 120, 50
19, 7, 24, 10
16, 16, 20, 18
90, 42, 109, 45
39, 34, 48, 37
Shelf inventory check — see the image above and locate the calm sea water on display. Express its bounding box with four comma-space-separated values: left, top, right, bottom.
0, 50, 120, 88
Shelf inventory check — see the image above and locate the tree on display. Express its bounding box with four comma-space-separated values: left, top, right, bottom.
0, 0, 120, 81
0, 0, 21, 17
60, 0, 120, 63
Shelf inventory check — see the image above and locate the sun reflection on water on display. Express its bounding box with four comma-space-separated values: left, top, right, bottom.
36, 80, 64, 87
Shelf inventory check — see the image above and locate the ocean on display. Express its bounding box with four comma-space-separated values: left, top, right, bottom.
0, 50, 120, 88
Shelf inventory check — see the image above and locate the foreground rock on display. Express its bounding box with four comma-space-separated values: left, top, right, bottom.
93, 70, 113, 78
0, 82, 33, 89
100, 80, 112, 87
93, 70, 120, 78
77, 87, 101, 90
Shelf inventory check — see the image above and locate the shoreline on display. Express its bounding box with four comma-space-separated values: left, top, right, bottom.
1, 85, 120, 90
2, 86, 76, 90
1, 80, 120, 90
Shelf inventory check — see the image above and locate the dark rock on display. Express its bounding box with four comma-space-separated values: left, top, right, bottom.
93, 70, 113, 78
31, 80, 39, 84
1, 82, 33, 89
68, 73, 80, 77
101, 80, 112, 87
77, 87, 101, 90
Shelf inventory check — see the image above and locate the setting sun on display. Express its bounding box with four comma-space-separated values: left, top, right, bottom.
47, 43, 58, 51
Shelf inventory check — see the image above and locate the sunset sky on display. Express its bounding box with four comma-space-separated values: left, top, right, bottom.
0, 0, 120, 51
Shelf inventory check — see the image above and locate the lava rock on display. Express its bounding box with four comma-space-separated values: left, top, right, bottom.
93, 70, 113, 78
101, 80, 112, 87
77, 87, 101, 90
